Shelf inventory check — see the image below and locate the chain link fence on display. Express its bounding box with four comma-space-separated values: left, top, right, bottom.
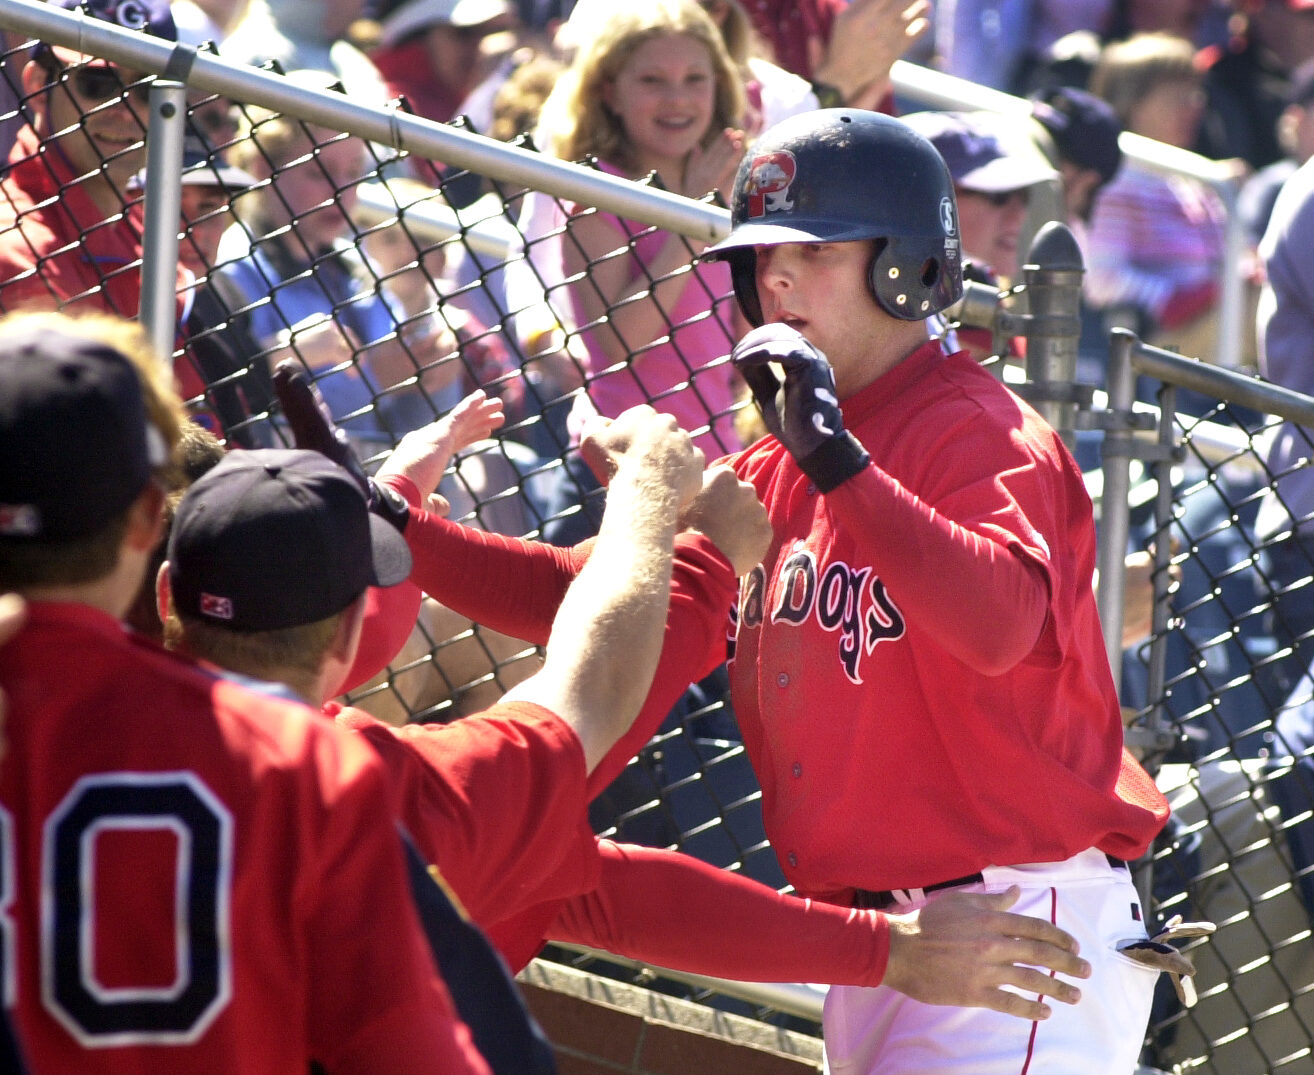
3, 3, 1314, 1070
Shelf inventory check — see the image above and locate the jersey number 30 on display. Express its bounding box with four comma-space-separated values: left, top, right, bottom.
0, 772, 234, 1047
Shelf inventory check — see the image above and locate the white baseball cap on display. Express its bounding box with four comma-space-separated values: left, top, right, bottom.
379, 0, 515, 47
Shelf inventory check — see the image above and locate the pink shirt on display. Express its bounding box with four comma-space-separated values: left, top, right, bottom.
566, 164, 741, 456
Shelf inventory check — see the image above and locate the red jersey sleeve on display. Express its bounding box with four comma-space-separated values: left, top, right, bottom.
340, 474, 426, 694
404, 507, 587, 644
825, 460, 1051, 675
334, 700, 600, 927
547, 840, 890, 987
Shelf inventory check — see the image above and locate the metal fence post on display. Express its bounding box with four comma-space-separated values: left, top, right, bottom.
138, 79, 186, 363
1021, 221, 1084, 451
1098, 328, 1138, 685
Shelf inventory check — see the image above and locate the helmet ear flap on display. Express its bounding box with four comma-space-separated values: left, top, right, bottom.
868, 236, 963, 321
727, 248, 765, 327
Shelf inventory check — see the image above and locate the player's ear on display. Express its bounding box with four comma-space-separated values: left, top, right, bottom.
323, 592, 369, 699
125, 483, 166, 554
155, 561, 172, 626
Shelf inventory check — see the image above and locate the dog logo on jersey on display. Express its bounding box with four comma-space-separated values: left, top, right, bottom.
743, 151, 797, 219
199, 592, 234, 621
739, 549, 905, 684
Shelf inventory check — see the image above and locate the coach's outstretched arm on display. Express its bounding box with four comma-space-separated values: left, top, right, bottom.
550, 844, 1088, 1022
501, 405, 704, 771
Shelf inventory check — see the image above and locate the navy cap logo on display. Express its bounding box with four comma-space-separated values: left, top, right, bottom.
112, 0, 150, 28
199, 592, 234, 620
0, 504, 40, 537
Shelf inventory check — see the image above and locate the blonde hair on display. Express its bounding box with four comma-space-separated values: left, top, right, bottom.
166, 605, 344, 684
1090, 32, 1200, 129
713, 0, 765, 69
540, 0, 745, 171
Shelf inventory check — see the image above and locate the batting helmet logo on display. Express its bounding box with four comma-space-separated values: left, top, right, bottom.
743, 151, 797, 219
939, 196, 956, 237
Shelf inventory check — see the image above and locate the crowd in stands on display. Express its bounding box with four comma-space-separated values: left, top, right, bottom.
5, 0, 1314, 1070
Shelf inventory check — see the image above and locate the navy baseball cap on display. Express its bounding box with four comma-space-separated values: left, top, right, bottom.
168, 450, 412, 632
37, 0, 177, 67
1030, 86, 1124, 185
901, 110, 1057, 194
0, 324, 167, 542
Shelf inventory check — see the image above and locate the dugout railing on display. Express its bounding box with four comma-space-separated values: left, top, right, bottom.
0, 1, 1312, 1070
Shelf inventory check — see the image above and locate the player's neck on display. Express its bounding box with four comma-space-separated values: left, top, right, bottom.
18, 557, 145, 621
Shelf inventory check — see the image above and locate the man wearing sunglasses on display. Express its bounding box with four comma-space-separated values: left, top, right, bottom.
0, 0, 179, 315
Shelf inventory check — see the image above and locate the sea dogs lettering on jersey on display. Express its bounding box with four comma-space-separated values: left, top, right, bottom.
739, 550, 905, 683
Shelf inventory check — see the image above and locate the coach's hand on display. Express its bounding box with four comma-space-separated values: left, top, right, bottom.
881, 886, 1090, 1021
731, 324, 868, 492
271, 359, 410, 532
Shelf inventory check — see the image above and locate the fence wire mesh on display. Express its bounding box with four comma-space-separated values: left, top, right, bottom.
4, 17, 1314, 1071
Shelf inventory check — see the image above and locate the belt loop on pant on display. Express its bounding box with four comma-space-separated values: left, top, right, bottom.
852, 871, 985, 912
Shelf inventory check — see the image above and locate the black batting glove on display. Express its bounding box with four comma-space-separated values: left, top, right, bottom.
271, 359, 410, 532
731, 324, 869, 492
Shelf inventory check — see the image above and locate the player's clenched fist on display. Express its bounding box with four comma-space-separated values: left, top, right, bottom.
881, 886, 1091, 1021
681, 466, 773, 577
731, 323, 869, 492
581, 405, 705, 515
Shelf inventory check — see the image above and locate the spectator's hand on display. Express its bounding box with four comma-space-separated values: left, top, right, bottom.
882, 885, 1090, 1020
0, 593, 26, 763
681, 126, 746, 203
581, 405, 704, 513
810, 0, 932, 110
274, 314, 357, 373
680, 466, 773, 577
731, 323, 869, 492
376, 390, 506, 516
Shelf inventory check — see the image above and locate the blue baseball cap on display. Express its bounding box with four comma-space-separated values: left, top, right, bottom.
901, 110, 1057, 194
1030, 86, 1124, 185
37, 0, 177, 67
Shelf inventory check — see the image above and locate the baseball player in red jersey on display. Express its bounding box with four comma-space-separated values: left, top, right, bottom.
0, 312, 489, 1075
697, 108, 1174, 1073
382, 111, 1181, 1070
